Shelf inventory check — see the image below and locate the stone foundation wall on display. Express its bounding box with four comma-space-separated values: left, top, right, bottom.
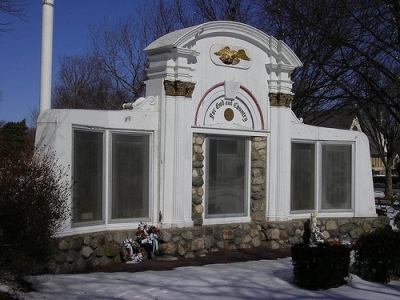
50, 216, 389, 274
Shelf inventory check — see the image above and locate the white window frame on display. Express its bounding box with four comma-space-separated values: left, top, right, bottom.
291, 140, 355, 214
72, 127, 153, 227
318, 141, 354, 213
290, 141, 316, 213
108, 131, 152, 224
71, 128, 106, 227
203, 134, 252, 224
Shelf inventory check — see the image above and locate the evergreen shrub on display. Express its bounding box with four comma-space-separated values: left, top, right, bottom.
291, 243, 351, 290
353, 225, 400, 283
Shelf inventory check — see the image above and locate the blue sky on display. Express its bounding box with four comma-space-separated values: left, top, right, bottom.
0, 0, 143, 125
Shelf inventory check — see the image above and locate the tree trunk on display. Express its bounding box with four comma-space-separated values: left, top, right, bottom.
385, 164, 393, 198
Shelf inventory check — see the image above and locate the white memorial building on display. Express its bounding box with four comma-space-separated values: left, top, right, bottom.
36, 21, 376, 241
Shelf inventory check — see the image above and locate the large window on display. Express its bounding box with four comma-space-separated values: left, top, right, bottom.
112, 134, 149, 220
206, 136, 248, 217
291, 142, 353, 212
291, 143, 315, 211
321, 144, 352, 210
72, 129, 151, 226
73, 130, 104, 223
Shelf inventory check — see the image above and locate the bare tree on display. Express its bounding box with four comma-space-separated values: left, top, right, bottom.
53, 54, 128, 110
88, 0, 189, 102
356, 73, 400, 197
148, 0, 183, 37
29, 106, 39, 128
258, 0, 400, 196
55, 0, 257, 109
54, 1, 178, 110
0, 0, 28, 32
183, 0, 256, 23
255, 0, 355, 124
358, 107, 400, 198
89, 18, 147, 101
1, 0, 29, 107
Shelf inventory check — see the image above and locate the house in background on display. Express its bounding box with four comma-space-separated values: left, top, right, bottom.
304, 112, 398, 177
35, 21, 382, 272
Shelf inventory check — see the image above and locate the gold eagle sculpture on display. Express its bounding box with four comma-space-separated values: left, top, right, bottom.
214, 46, 250, 65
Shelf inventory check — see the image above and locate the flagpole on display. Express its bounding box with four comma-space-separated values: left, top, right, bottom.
39, 0, 54, 113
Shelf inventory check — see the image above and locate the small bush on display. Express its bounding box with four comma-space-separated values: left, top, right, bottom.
376, 208, 387, 216
0, 148, 70, 274
353, 225, 400, 283
291, 243, 351, 290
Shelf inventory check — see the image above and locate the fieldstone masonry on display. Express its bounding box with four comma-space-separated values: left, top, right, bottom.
192, 133, 205, 226
50, 216, 389, 274
251, 137, 267, 221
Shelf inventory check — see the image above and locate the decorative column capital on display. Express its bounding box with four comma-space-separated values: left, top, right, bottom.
164, 80, 196, 98
269, 93, 293, 108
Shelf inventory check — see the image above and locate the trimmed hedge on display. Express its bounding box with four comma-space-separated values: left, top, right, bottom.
291, 243, 351, 290
353, 225, 400, 283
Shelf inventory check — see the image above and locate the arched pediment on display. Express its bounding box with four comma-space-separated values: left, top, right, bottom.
144, 21, 302, 69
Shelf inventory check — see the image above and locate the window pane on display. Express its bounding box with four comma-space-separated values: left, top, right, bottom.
112, 134, 149, 219
207, 137, 247, 216
291, 143, 315, 211
73, 131, 103, 223
321, 144, 352, 209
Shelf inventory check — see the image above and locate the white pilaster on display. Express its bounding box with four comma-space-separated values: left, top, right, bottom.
159, 95, 194, 227
267, 105, 292, 220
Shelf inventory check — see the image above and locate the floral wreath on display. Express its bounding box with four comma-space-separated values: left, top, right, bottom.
121, 222, 161, 263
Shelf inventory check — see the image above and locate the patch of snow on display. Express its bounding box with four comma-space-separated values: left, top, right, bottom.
14, 258, 400, 300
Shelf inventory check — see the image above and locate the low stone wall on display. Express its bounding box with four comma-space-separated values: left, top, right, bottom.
49, 216, 389, 274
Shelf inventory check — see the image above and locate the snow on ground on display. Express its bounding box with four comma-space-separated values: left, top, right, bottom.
375, 190, 399, 230
1, 190, 397, 299
8, 258, 400, 300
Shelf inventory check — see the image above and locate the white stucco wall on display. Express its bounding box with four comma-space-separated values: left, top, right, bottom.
35, 21, 376, 236
35, 98, 161, 236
